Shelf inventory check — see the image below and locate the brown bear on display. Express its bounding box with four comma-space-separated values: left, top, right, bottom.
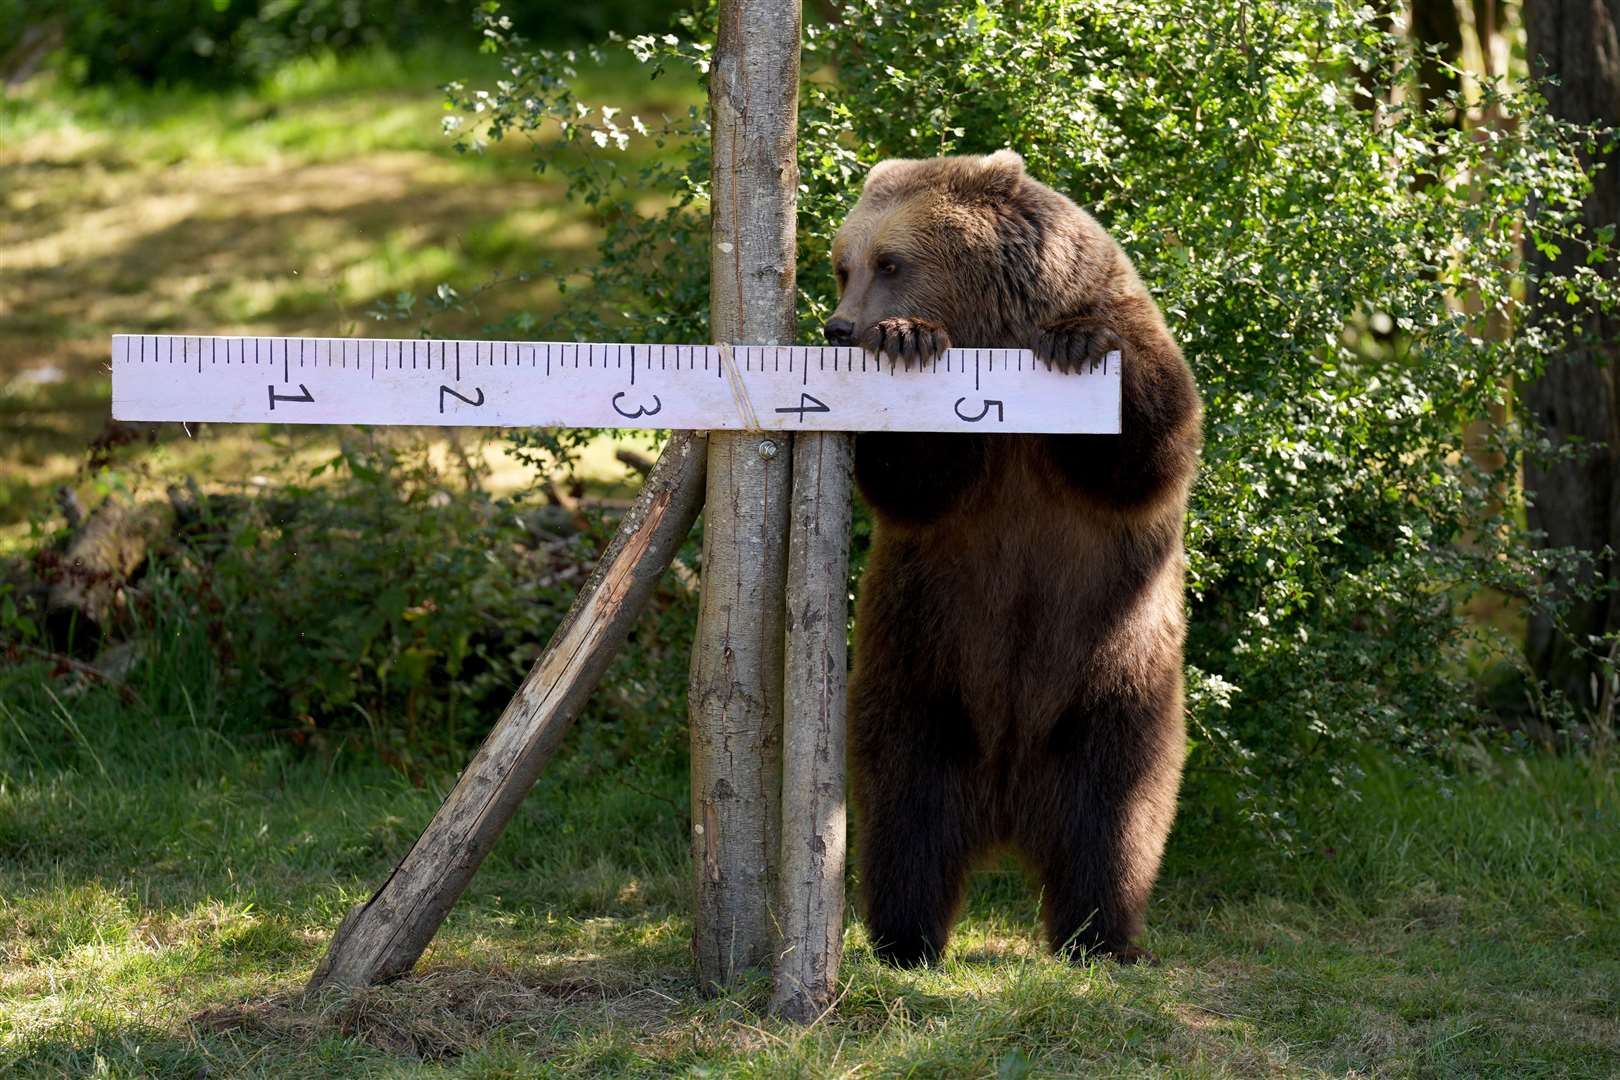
824, 150, 1202, 966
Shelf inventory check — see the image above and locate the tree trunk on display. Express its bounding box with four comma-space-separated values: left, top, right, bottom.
307, 431, 708, 991
770, 431, 852, 1022
1411, 0, 1464, 117
1523, 0, 1620, 713
689, 0, 802, 994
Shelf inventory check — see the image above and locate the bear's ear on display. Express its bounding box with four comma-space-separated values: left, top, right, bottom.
945, 149, 1024, 202
862, 158, 913, 196
978, 149, 1024, 194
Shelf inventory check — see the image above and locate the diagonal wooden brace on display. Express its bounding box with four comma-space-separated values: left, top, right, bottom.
307, 430, 708, 992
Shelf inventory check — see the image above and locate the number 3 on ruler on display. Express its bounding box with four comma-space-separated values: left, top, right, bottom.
612, 392, 662, 419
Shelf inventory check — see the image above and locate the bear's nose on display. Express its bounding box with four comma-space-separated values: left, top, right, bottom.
823, 318, 855, 346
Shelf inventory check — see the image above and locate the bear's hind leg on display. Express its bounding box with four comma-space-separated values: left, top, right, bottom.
1021, 695, 1184, 963
858, 769, 980, 967
852, 697, 984, 967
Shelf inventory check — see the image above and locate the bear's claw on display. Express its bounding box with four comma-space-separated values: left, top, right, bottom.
862, 317, 951, 366
1035, 318, 1126, 374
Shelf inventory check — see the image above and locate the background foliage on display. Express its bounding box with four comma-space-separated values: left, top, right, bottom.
0, 0, 689, 85
450, 0, 1615, 845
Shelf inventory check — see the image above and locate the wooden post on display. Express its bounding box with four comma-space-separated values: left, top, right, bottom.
308, 431, 707, 991
689, 0, 802, 992
770, 431, 853, 1022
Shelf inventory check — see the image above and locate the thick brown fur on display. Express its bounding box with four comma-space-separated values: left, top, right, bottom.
828, 151, 1202, 966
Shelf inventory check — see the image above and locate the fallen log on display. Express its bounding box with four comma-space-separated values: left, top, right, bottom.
45, 496, 171, 654
615, 447, 655, 476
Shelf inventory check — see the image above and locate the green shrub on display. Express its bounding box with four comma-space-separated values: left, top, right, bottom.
153, 434, 697, 772
449, 0, 1614, 846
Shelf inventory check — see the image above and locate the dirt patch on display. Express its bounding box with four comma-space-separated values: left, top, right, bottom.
193, 963, 682, 1061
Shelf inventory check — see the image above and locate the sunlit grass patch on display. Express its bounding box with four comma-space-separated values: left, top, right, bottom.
0, 41, 694, 549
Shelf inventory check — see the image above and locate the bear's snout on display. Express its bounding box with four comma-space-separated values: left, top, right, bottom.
823, 318, 855, 346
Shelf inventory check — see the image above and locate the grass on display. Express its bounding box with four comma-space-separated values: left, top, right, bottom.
0, 42, 699, 548
1, 645, 1616, 1078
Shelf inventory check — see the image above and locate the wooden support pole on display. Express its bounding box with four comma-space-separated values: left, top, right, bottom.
308, 431, 708, 992
689, 0, 802, 993
688, 434, 791, 991
770, 431, 853, 1022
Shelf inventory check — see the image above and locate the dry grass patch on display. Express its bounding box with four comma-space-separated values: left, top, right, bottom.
194, 963, 682, 1061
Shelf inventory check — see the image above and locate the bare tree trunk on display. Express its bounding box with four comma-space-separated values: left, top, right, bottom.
770, 431, 852, 1023
689, 0, 802, 994
308, 432, 708, 992
1411, 0, 1464, 119
1523, 0, 1620, 713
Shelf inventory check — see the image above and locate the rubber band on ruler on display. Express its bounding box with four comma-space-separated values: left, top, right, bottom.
718, 342, 762, 431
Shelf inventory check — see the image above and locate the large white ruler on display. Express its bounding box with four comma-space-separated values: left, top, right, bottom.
110, 335, 1121, 434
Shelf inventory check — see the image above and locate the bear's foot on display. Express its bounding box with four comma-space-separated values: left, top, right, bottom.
1100, 943, 1158, 966
870, 929, 947, 968
1054, 939, 1157, 966
1034, 317, 1126, 374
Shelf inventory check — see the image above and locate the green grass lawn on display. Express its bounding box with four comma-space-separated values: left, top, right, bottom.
1, 653, 1615, 1078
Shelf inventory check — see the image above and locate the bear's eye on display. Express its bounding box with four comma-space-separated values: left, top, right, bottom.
876, 259, 900, 277
835, 264, 848, 287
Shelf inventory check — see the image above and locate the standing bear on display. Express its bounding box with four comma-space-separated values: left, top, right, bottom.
825, 151, 1202, 965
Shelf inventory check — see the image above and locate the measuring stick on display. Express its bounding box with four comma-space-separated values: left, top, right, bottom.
110, 335, 1121, 434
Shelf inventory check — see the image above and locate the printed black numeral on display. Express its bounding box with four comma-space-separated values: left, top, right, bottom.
439, 385, 486, 413
953, 397, 1005, 423
612, 391, 663, 419
268, 383, 314, 410
774, 392, 830, 420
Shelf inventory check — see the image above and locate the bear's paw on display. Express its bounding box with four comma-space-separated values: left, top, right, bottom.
860, 317, 951, 366
1035, 317, 1127, 375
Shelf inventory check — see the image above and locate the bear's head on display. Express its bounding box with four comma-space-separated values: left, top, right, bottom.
824, 150, 1106, 353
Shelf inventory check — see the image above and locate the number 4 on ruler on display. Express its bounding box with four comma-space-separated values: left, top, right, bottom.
774, 393, 830, 420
